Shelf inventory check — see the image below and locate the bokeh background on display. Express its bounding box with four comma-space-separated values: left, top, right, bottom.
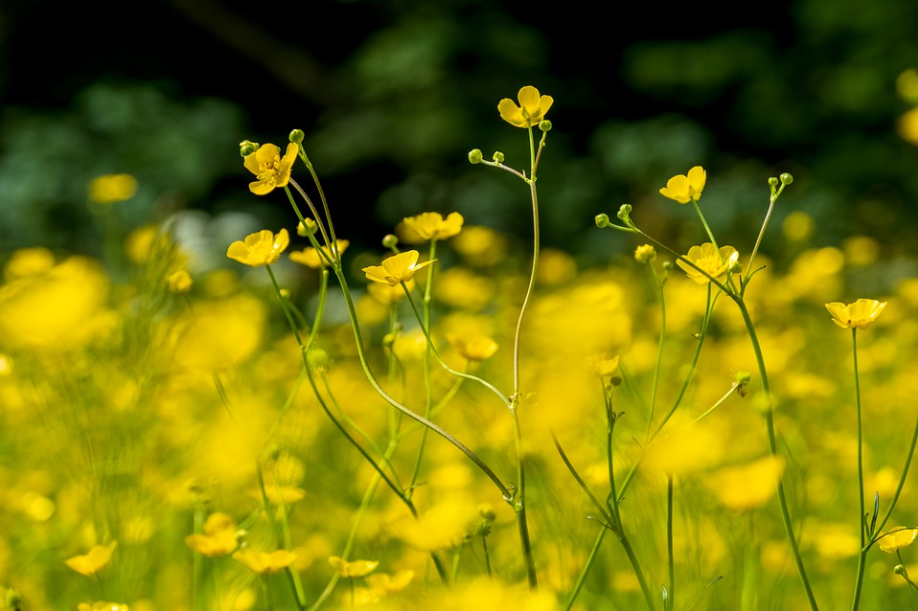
4, 0, 918, 272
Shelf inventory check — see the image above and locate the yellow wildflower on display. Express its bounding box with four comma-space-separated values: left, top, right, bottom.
77, 603, 129, 611
367, 279, 415, 304
705, 456, 785, 511
586, 354, 620, 378
289, 240, 349, 269
824, 299, 887, 330
878, 527, 918, 553
328, 556, 379, 578
401, 212, 464, 243
168, 270, 193, 293
243, 142, 298, 195
89, 174, 138, 204
65, 542, 117, 576
185, 512, 238, 557
366, 570, 414, 595
497, 86, 554, 128
659, 166, 706, 204
634, 244, 656, 264
448, 335, 499, 361
233, 549, 297, 575
676, 243, 739, 284
226, 229, 290, 267
362, 251, 434, 286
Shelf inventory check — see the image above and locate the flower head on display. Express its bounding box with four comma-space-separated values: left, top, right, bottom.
677, 243, 739, 284
168, 270, 193, 293
401, 212, 464, 243
289, 240, 349, 269
634, 244, 657, 264
448, 335, 499, 361
497, 86, 554, 128
78, 603, 129, 611
825, 299, 887, 330
233, 549, 297, 575
226, 229, 290, 267
89, 174, 138, 204
185, 512, 238, 557
878, 527, 918, 553
660, 166, 706, 204
65, 542, 117, 576
328, 556, 379, 578
243, 143, 298, 195
362, 251, 433, 286
586, 354, 620, 378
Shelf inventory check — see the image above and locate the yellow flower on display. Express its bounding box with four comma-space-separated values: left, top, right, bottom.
226, 229, 290, 267
401, 212, 464, 243
586, 354, 620, 378
878, 527, 918, 553
705, 456, 785, 511
448, 335, 499, 361
233, 549, 298, 575
185, 512, 238, 557
366, 570, 414, 595
168, 270, 193, 293
362, 251, 434, 286
367, 279, 415, 304
77, 603, 129, 611
65, 542, 117, 576
289, 240, 349, 269
824, 299, 887, 330
243, 143, 298, 195
676, 243, 739, 284
497, 86, 554, 128
634, 244, 656, 264
659, 166, 706, 204
328, 556, 379, 578
89, 174, 138, 204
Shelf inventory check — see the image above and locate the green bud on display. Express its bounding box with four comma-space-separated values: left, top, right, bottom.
307, 347, 330, 370
768, 177, 779, 187
609, 375, 623, 387
780, 172, 794, 185
382, 234, 399, 249
538, 120, 552, 132
468, 149, 483, 164
492, 151, 505, 163
239, 140, 259, 157
595, 213, 611, 228
5, 588, 22, 610
289, 129, 305, 144
736, 371, 752, 397
895, 564, 907, 575
279, 288, 291, 300
662, 261, 674, 271
382, 333, 396, 348
297, 219, 318, 237
617, 204, 633, 223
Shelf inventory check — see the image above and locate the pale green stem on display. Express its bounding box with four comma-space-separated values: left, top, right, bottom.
482, 534, 493, 578
691, 200, 719, 252
646, 264, 666, 439
741, 514, 759, 611
296, 150, 339, 246
193, 507, 205, 611
565, 528, 607, 611
410, 239, 438, 498
451, 548, 462, 584
285, 181, 333, 256
851, 328, 868, 611
743, 191, 780, 287
667, 474, 675, 611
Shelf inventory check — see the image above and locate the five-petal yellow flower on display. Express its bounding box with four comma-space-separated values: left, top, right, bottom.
65, 542, 118, 576
825, 299, 887, 329
185, 512, 238, 557
244, 143, 298, 195
497, 86, 554, 128
226, 229, 290, 267
878, 527, 918, 553
660, 166, 707, 204
401, 212, 464, 243
677, 243, 739, 284
362, 251, 433, 286
328, 556, 379, 578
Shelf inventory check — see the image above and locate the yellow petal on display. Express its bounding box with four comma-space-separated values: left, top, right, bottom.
517, 86, 541, 111
497, 99, 525, 127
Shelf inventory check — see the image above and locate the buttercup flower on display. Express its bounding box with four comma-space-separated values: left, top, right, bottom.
825, 299, 887, 330
226, 229, 290, 267
634, 244, 657, 264
244, 143, 298, 195
448, 335, 499, 361
401, 212, 464, 243
233, 549, 297, 575
185, 512, 238, 557
65, 542, 117, 576
586, 354, 620, 378
328, 556, 379, 578
878, 527, 918, 553
89, 174, 138, 204
677, 243, 739, 284
168, 270, 192, 293
368, 279, 415, 304
660, 166, 706, 204
289, 240, 349, 269
497, 86, 554, 128
366, 570, 414, 595
362, 251, 434, 286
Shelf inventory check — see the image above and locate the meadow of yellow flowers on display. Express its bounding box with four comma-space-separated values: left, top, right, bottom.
1, 86, 918, 611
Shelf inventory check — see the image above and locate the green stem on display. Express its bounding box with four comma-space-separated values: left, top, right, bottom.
851, 328, 867, 611
193, 507, 205, 611
409, 239, 438, 498
646, 264, 666, 438
482, 534, 493, 578
564, 528, 607, 611
451, 547, 462, 584
667, 474, 675, 611
691, 200, 719, 252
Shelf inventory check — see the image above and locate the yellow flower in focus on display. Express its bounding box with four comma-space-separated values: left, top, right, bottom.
634, 244, 656, 264
226, 229, 290, 267
185, 512, 238, 557
233, 549, 297, 575
586, 354, 620, 378
497, 86, 554, 128
824, 299, 887, 330
328, 556, 379, 578
362, 251, 434, 286
89, 174, 138, 204
168, 270, 192, 293
366, 570, 414, 595
677, 243, 739, 284
878, 527, 918, 553
289, 240, 349, 269
448, 335, 499, 361
65, 542, 117, 576
400, 212, 464, 243
78, 603, 130, 611
367, 279, 415, 304
705, 456, 785, 511
659, 166, 706, 204
243, 143, 298, 195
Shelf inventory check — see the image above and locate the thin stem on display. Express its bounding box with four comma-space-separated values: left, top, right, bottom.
744, 193, 778, 287
851, 328, 868, 611
691, 200, 719, 252
646, 264, 666, 438
667, 474, 675, 611
409, 239, 438, 498
451, 547, 462, 584
297, 151, 339, 246
564, 528, 607, 611
482, 534, 493, 578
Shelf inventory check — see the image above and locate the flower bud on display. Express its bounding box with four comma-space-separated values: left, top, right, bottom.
662, 261, 674, 271
297, 219, 318, 236
239, 140, 259, 157
780, 173, 794, 185
595, 213, 611, 228
492, 151, 505, 163
289, 129, 305, 144
895, 564, 907, 576
617, 204, 633, 223
634, 244, 656, 264
609, 375, 623, 387
478, 503, 496, 522
468, 149, 483, 164
382, 234, 399, 250
736, 371, 751, 397
279, 288, 291, 299
768, 177, 779, 187
382, 333, 396, 348
307, 347, 330, 370
538, 120, 552, 132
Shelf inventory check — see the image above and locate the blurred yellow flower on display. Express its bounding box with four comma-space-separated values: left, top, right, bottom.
705, 456, 784, 511
328, 556, 379, 578
677, 243, 739, 284
825, 299, 887, 330
65, 542, 117, 576
366, 570, 414, 595
185, 512, 238, 557
586, 354, 620, 378
497, 86, 554, 128
401, 212, 464, 242
226, 229, 290, 267
243, 143, 298, 195
233, 549, 297, 574
289, 240, 349, 269
168, 270, 192, 293
78, 603, 129, 611
448, 335, 499, 361
367, 279, 415, 304
89, 174, 138, 204
659, 166, 706, 204
878, 527, 918, 553
362, 251, 433, 286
